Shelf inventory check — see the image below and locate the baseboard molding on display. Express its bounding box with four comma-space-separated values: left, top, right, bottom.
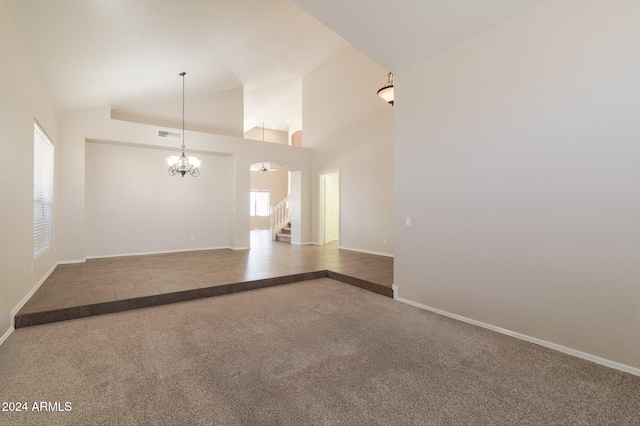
57, 259, 86, 265
392, 284, 398, 299
291, 241, 315, 246
338, 245, 394, 258
395, 295, 640, 378
86, 246, 230, 259
0, 326, 14, 346
3, 262, 58, 345
229, 246, 251, 251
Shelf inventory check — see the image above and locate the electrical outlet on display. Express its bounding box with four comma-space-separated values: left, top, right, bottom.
405, 217, 411, 227
383, 239, 388, 246
191, 235, 195, 241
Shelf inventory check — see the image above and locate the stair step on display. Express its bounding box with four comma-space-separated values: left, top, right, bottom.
276, 233, 291, 243
281, 227, 291, 234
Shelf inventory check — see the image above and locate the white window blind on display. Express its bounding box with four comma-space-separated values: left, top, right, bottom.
34, 122, 54, 258
250, 190, 270, 217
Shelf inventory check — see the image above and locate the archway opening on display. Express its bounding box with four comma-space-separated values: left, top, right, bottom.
248, 160, 301, 249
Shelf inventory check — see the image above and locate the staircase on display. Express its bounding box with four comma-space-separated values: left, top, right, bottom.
270, 194, 292, 243
276, 221, 292, 243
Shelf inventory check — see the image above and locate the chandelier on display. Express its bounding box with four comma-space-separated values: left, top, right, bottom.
167, 72, 201, 177
377, 72, 394, 105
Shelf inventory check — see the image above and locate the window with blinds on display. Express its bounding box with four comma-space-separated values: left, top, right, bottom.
34, 121, 54, 258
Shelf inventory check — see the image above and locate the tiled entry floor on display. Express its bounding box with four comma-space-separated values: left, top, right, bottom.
16, 231, 393, 328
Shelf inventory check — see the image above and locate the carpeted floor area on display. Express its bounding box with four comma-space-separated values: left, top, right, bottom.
1, 278, 639, 425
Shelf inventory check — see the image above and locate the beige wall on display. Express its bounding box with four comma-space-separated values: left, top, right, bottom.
85, 142, 231, 257
244, 127, 288, 144
395, 0, 640, 370
111, 87, 244, 138
303, 47, 394, 255
0, 3, 58, 339
57, 107, 313, 261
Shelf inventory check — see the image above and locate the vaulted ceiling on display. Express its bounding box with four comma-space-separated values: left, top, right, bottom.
291, 0, 550, 72
5, 0, 550, 132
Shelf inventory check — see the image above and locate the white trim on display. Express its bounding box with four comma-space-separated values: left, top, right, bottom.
7, 262, 57, 334
395, 296, 640, 378
0, 326, 14, 347
392, 284, 398, 299
338, 245, 394, 258
57, 259, 86, 265
11, 263, 56, 322
85, 246, 230, 259
229, 246, 251, 251
318, 169, 340, 246
291, 241, 315, 246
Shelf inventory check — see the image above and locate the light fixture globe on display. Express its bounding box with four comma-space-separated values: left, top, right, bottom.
377, 72, 394, 105
167, 72, 201, 177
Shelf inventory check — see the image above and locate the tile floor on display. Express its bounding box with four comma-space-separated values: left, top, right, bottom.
16, 230, 393, 327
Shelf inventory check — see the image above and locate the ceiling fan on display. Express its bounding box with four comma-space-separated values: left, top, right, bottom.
255, 123, 277, 173
258, 162, 277, 173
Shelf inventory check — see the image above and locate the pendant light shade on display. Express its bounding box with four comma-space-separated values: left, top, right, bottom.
377, 72, 394, 105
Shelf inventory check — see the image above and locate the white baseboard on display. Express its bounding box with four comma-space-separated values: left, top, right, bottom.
57, 259, 86, 265
394, 294, 640, 378
338, 245, 394, 258
85, 246, 230, 259
0, 326, 14, 346
291, 241, 315, 246
2, 262, 58, 344
392, 284, 398, 299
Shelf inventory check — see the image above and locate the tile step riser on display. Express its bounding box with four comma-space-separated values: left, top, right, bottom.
14, 270, 392, 328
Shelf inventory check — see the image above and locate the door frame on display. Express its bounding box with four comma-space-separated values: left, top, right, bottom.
319, 169, 340, 245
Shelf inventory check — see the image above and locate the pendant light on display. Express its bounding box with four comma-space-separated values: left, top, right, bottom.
377, 72, 394, 105
167, 72, 201, 177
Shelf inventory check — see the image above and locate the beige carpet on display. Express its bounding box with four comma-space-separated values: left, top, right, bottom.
1, 278, 639, 425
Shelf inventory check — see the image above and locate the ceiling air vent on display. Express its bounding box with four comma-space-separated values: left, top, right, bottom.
157, 129, 182, 140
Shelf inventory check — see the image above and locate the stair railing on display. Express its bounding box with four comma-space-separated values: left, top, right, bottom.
270, 194, 292, 241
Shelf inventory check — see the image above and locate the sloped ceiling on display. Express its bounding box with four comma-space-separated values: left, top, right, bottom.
4, 0, 349, 131
5, 0, 551, 132
291, 0, 551, 72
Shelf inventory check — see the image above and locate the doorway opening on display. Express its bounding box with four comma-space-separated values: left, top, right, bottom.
320, 170, 340, 245
249, 160, 302, 249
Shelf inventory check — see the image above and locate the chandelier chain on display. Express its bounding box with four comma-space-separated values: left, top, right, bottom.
167, 71, 201, 177
181, 71, 186, 150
